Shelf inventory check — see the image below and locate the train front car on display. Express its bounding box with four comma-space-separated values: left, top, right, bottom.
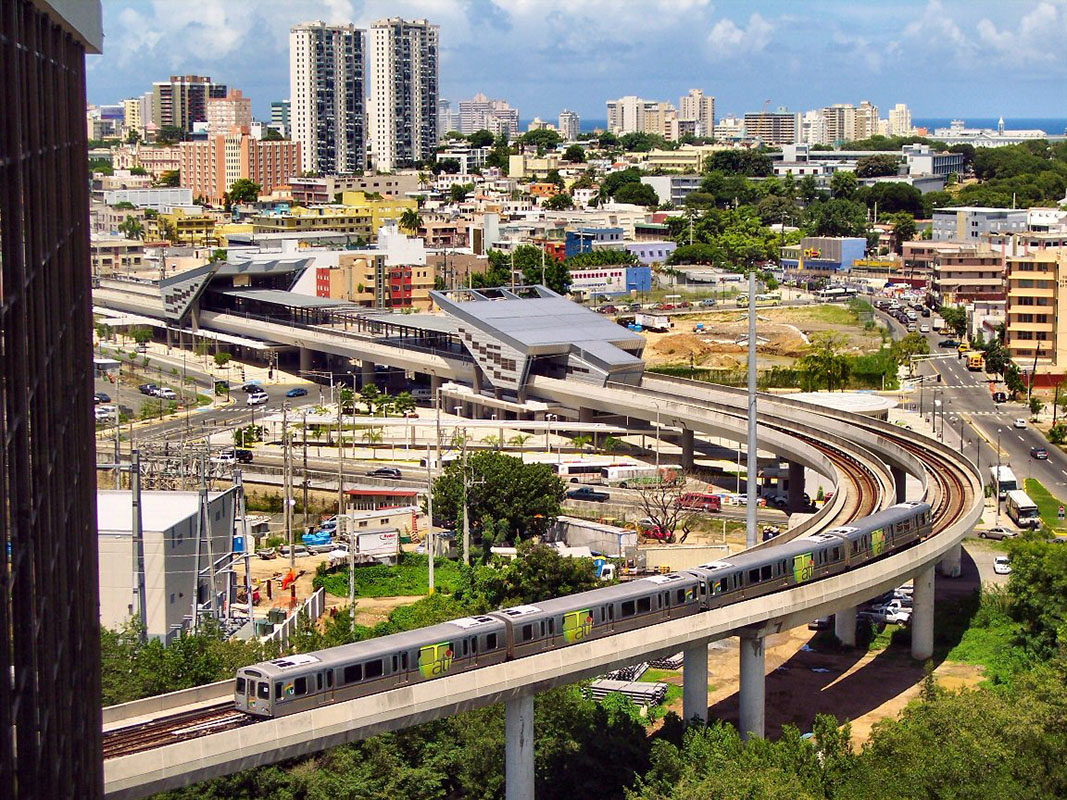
235, 615, 508, 718
490, 572, 702, 659
836, 501, 933, 565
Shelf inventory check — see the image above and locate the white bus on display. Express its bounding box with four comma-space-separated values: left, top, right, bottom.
990, 466, 1018, 500
553, 459, 630, 484
1005, 489, 1041, 530
815, 286, 856, 301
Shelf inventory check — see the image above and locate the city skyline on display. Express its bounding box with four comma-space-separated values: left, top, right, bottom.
88, 0, 1067, 121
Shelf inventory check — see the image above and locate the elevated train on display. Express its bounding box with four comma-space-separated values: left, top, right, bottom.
236, 501, 931, 718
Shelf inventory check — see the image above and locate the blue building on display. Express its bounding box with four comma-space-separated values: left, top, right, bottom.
626, 240, 677, 266
565, 226, 624, 258
570, 264, 652, 296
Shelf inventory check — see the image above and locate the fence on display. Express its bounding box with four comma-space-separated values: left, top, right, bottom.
264, 587, 325, 648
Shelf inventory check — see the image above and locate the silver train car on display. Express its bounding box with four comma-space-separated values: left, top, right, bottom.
236, 502, 931, 718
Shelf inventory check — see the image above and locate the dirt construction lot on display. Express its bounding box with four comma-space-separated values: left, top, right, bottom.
642, 305, 883, 370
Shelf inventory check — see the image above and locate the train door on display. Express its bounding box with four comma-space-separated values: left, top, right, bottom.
418, 642, 456, 679
393, 651, 412, 686
563, 609, 594, 643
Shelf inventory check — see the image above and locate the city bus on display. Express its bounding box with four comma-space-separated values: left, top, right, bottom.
553, 459, 630, 484
1005, 489, 1041, 530
990, 466, 1018, 500
815, 287, 856, 301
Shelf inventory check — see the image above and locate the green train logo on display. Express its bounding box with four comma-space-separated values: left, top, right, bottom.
872, 529, 886, 556
793, 552, 814, 583
563, 609, 594, 643
418, 642, 455, 678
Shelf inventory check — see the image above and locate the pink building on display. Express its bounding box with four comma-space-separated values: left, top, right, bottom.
180, 134, 301, 205
206, 89, 252, 135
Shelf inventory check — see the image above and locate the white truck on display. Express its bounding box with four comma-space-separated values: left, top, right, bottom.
634, 313, 671, 332
932, 317, 945, 331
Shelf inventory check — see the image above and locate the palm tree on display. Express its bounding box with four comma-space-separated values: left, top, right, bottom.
569, 434, 592, 452
118, 217, 144, 241
508, 433, 532, 448
361, 427, 384, 447
603, 436, 625, 454
400, 208, 422, 234
481, 434, 503, 450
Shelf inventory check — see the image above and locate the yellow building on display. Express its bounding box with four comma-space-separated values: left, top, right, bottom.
642, 144, 727, 173
317, 252, 435, 310
1005, 248, 1067, 383
149, 208, 218, 246
251, 193, 416, 242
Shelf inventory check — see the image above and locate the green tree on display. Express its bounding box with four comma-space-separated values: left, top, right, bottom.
157, 169, 180, 187
703, 149, 773, 177
520, 129, 562, 150
543, 192, 574, 211
597, 130, 619, 148
129, 326, 153, 346
431, 451, 564, 546
459, 541, 602, 609
117, 217, 144, 241
600, 167, 643, 200
213, 351, 232, 368
208, 248, 228, 263
939, 305, 968, 338
125, 129, 141, 145
129, 165, 148, 176
468, 129, 495, 148
888, 211, 917, 253
337, 386, 355, 414
392, 391, 415, 417
855, 153, 901, 178
619, 132, 667, 153
225, 178, 261, 208
360, 383, 381, 415
563, 144, 586, 163
449, 183, 475, 203
613, 182, 659, 207
399, 207, 422, 233
806, 198, 868, 238
798, 332, 852, 391
892, 331, 930, 366
154, 125, 185, 145
830, 170, 858, 199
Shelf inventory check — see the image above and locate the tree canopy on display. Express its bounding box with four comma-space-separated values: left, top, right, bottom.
703, 149, 773, 177
855, 154, 901, 178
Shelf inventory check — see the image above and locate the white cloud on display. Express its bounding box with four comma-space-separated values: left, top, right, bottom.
976, 2, 1067, 67
706, 12, 773, 60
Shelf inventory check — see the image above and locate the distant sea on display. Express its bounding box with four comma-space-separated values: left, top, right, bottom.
911, 118, 1067, 135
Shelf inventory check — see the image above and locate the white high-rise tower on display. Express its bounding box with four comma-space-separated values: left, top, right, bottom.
368, 18, 439, 171
290, 21, 365, 174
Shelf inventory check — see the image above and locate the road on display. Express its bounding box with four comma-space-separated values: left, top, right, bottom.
878, 306, 1067, 507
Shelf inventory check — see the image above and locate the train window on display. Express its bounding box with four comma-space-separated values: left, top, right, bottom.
294, 677, 307, 697
316, 673, 323, 691
522, 624, 534, 642
677, 589, 686, 604
832, 546, 841, 561
621, 600, 636, 617
716, 578, 727, 594
257, 682, 270, 700
486, 633, 497, 650
461, 640, 468, 656
365, 660, 383, 679
608, 604, 614, 620
749, 568, 760, 584
344, 664, 363, 684
851, 541, 859, 555
547, 619, 555, 635
471, 636, 478, 653
540, 621, 546, 637
326, 671, 334, 688
637, 597, 651, 613
275, 682, 282, 700
761, 565, 772, 581
236, 677, 246, 695
401, 652, 409, 670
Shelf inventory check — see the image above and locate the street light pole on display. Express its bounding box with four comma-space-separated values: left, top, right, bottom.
995, 428, 1002, 526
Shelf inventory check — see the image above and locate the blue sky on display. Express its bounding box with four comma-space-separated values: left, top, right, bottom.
87, 0, 1067, 122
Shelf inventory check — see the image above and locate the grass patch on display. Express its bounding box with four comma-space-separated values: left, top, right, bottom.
1023, 478, 1067, 532
640, 668, 681, 684
315, 553, 463, 598
944, 586, 1031, 684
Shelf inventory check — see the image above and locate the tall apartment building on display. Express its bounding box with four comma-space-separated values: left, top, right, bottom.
151, 74, 227, 132
558, 109, 580, 141
180, 134, 302, 204
1005, 248, 1067, 383
821, 104, 858, 144
123, 96, 142, 134
458, 92, 519, 137
2, 2, 104, 798
743, 109, 800, 145
679, 89, 715, 138
290, 21, 365, 174
606, 96, 678, 137
206, 89, 252, 134
368, 18, 439, 171
888, 103, 912, 137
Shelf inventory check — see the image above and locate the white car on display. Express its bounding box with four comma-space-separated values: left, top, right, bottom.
919, 324, 930, 333
94, 404, 117, 422
247, 392, 268, 406
157, 387, 177, 400
1014, 418, 1027, 429
993, 556, 1012, 575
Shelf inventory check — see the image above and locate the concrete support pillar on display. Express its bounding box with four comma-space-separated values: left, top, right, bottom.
891, 465, 907, 503
517, 387, 528, 404
299, 346, 312, 373
472, 366, 483, 394
430, 374, 442, 395
834, 606, 857, 647
680, 428, 695, 472
939, 542, 962, 578
579, 406, 595, 423
788, 461, 806, 511
738, 629, 766, 740
361, 360, 376, 388
505, 693, 535, 800
682, 640, 708, 725
911, 564, 935, 661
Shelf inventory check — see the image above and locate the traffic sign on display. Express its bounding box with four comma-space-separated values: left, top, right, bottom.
1058, 505, 1064, 521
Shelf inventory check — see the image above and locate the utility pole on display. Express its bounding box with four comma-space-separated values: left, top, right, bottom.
746, 270, 758, 548
337, 403, 345, 517
302, 411, 309, 535
426, 441, 435, 594
283, 406, 294, 574
130, 450, 146, 642
462, 432, 470, 565
202, 454, 217, 624
236, 468, 253, 625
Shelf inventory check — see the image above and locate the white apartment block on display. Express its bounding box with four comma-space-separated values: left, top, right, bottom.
558, 109, 580, 141
606, 96, 676, 136
290, 21, 365, 175
459, 92, 518, 138
679, 89, 715, 138
369, 18, 439, 172
888, 103, 913, 137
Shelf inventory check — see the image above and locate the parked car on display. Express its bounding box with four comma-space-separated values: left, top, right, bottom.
138, 383, 159, 396
1031, 446, 1049, 460
93, 392, 111, 404
938, 340, 959, 349
597, 305, 618, 315
157, 387, 177, 400
993, 391, 1008, 403
247, 392, 268, 406
94, 404, 117, 422
977, 526, 1016, 540
566, 486, 610, 502
699, 298, 717, 307
1013, 418, 1027, 429
366, 467, 402, 479
234, 448, 254, 463
211, 451, 236, 466
859, 607, 911, 626
807, 616, 832, 631
286, 387, 308, 398
993, 556, 1012, 575
919, 324, 930, 333
279, 544, 310, 558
